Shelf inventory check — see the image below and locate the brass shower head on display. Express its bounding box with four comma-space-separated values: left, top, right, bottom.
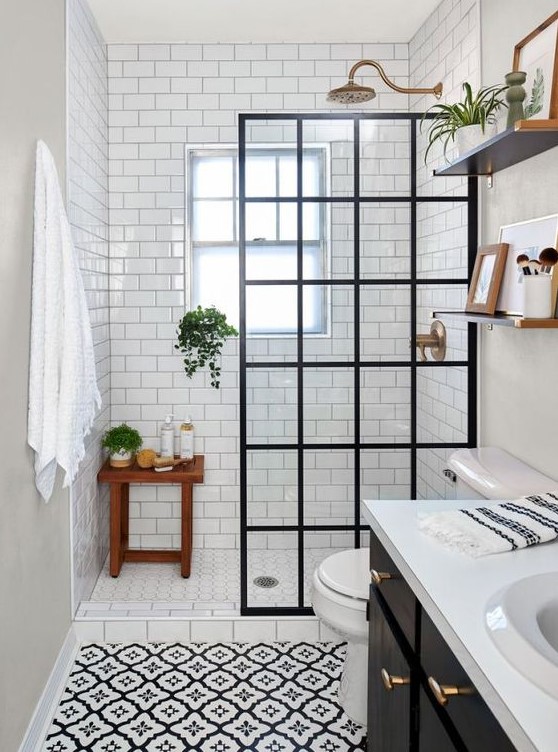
327, 81, 376, 104
327, 59, 443, 104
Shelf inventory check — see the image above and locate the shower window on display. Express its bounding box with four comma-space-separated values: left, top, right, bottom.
187, 147, 328, 334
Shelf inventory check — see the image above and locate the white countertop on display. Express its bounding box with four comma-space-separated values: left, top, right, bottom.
363, 498, 558, 752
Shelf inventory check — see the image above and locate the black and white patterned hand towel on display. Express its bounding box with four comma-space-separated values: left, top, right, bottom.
418, 494, 558, 557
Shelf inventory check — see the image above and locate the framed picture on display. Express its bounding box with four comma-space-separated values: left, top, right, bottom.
513, 10, 558, 120
466, 244, 508, 314
496, 214, 558, 315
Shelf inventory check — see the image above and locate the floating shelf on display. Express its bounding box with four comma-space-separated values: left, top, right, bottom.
432, 310, 558, 329
433, 119, 558, 177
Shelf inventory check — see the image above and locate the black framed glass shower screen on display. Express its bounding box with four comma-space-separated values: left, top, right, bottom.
239, 113, 478, 616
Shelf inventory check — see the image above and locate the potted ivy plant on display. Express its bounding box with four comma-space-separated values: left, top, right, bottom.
102, 423, 143, 468
175, 305, 238, 389
422, 82, 508, 163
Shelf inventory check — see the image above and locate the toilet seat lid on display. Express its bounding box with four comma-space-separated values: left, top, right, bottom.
317, 548, 369, 600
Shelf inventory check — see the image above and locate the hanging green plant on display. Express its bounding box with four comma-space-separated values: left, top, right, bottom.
175, 305, 238, 389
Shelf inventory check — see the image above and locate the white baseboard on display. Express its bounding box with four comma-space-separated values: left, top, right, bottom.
18, 627, 79, 752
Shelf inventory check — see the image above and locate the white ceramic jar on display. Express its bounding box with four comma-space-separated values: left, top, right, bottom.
523, 274, 552, 319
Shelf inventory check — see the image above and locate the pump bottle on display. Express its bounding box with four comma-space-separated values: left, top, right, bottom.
180, 417, 195, 460
160, 414, 175, 458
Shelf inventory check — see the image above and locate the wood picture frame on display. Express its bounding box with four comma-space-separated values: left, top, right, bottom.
496, 215, 558, 315
513, 10, 558, 120
466, 244, 509, 314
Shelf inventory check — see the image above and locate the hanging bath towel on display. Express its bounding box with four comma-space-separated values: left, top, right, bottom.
418, 493, 558, 557
27, 140, 101, 502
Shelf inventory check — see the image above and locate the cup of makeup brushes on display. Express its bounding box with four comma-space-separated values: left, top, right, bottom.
517, 248, 558, 319
523, 274, 552, 318
518, 248, 557, 319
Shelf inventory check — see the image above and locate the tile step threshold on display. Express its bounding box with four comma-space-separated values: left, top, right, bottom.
75, 611, 311, 620
75, 613, 243, 621
71, 614, 329, 646
77, 603, 307, 618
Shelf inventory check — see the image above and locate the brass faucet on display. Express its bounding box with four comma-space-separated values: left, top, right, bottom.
412, 320, 447, 362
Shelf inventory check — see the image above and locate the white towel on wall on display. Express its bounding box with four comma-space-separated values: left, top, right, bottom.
418, 493, 558, 557
27, 140, 101, 502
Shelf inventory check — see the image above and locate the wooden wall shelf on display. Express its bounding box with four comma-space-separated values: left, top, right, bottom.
433, 119, 558, 177
432, 310, 558, 328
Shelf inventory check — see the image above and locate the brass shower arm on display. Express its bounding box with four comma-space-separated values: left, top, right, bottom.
347, 59, 443, 98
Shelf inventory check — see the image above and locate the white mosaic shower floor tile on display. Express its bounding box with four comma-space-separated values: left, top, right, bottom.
80, 549, 342, 618
42, 641, 367, 752
89, 550, 240, 605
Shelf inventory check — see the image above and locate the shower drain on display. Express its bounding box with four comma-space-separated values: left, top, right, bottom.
253, 575, 279, 589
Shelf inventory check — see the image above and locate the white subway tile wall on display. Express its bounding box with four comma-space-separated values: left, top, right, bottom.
68, 0, 110, 609
410, 0, 480, 499
66, 6, 479, 600
107, 42, 412, 550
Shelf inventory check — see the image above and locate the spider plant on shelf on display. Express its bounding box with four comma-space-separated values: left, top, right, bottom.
422, 82, 508, 163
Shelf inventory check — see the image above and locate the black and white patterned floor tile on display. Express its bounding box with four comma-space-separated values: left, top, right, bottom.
43, 642, 366, 752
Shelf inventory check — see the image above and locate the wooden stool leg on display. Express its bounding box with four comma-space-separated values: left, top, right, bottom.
181, 483, 193, 577
121, 483, 129, 551
110, 483, 123, 577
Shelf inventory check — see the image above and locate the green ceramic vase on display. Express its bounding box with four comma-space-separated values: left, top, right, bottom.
505, 71, 526, 128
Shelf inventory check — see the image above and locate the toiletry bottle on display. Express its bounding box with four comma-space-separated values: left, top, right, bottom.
160, 414, 175, 458
179, 417, 195, 460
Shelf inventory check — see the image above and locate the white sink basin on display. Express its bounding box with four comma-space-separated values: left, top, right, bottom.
486, 572, 558, 699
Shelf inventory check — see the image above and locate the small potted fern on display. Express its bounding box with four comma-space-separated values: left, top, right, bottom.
175, 305, 238, 389
422, 82, 508, 163
102, 424, 143, 468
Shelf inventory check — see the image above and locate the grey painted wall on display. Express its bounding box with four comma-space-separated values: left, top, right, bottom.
0, 0, 72, 749
480, 0, 558, 477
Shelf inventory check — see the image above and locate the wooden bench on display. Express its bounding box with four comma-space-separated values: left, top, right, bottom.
98, 455, 204, 577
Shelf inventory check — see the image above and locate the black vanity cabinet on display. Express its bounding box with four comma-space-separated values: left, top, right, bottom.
419, 610, 516, 752
368, 584, 414, 751
367, 531, 517, 752
418, 685, 461, 752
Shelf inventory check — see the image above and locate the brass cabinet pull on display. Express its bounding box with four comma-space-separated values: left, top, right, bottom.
381, 668, 410, 691
428, 676, 474, 706
370, 569, 395, 585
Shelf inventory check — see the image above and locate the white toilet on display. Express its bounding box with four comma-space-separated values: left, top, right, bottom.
448, 446, 558, 500
311, 447, 558, 728
311, 547, 370, 726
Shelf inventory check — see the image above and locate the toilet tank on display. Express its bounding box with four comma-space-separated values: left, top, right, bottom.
448, 447, 558, 501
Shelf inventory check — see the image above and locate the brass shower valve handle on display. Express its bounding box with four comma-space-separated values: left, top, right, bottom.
415, 332, 440, 362
410, 320, 447, 362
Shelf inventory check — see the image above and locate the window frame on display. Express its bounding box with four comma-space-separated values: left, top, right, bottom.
185, 143, 331, 337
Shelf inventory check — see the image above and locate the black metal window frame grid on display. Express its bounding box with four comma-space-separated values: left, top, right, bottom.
239, 112, 478, 617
